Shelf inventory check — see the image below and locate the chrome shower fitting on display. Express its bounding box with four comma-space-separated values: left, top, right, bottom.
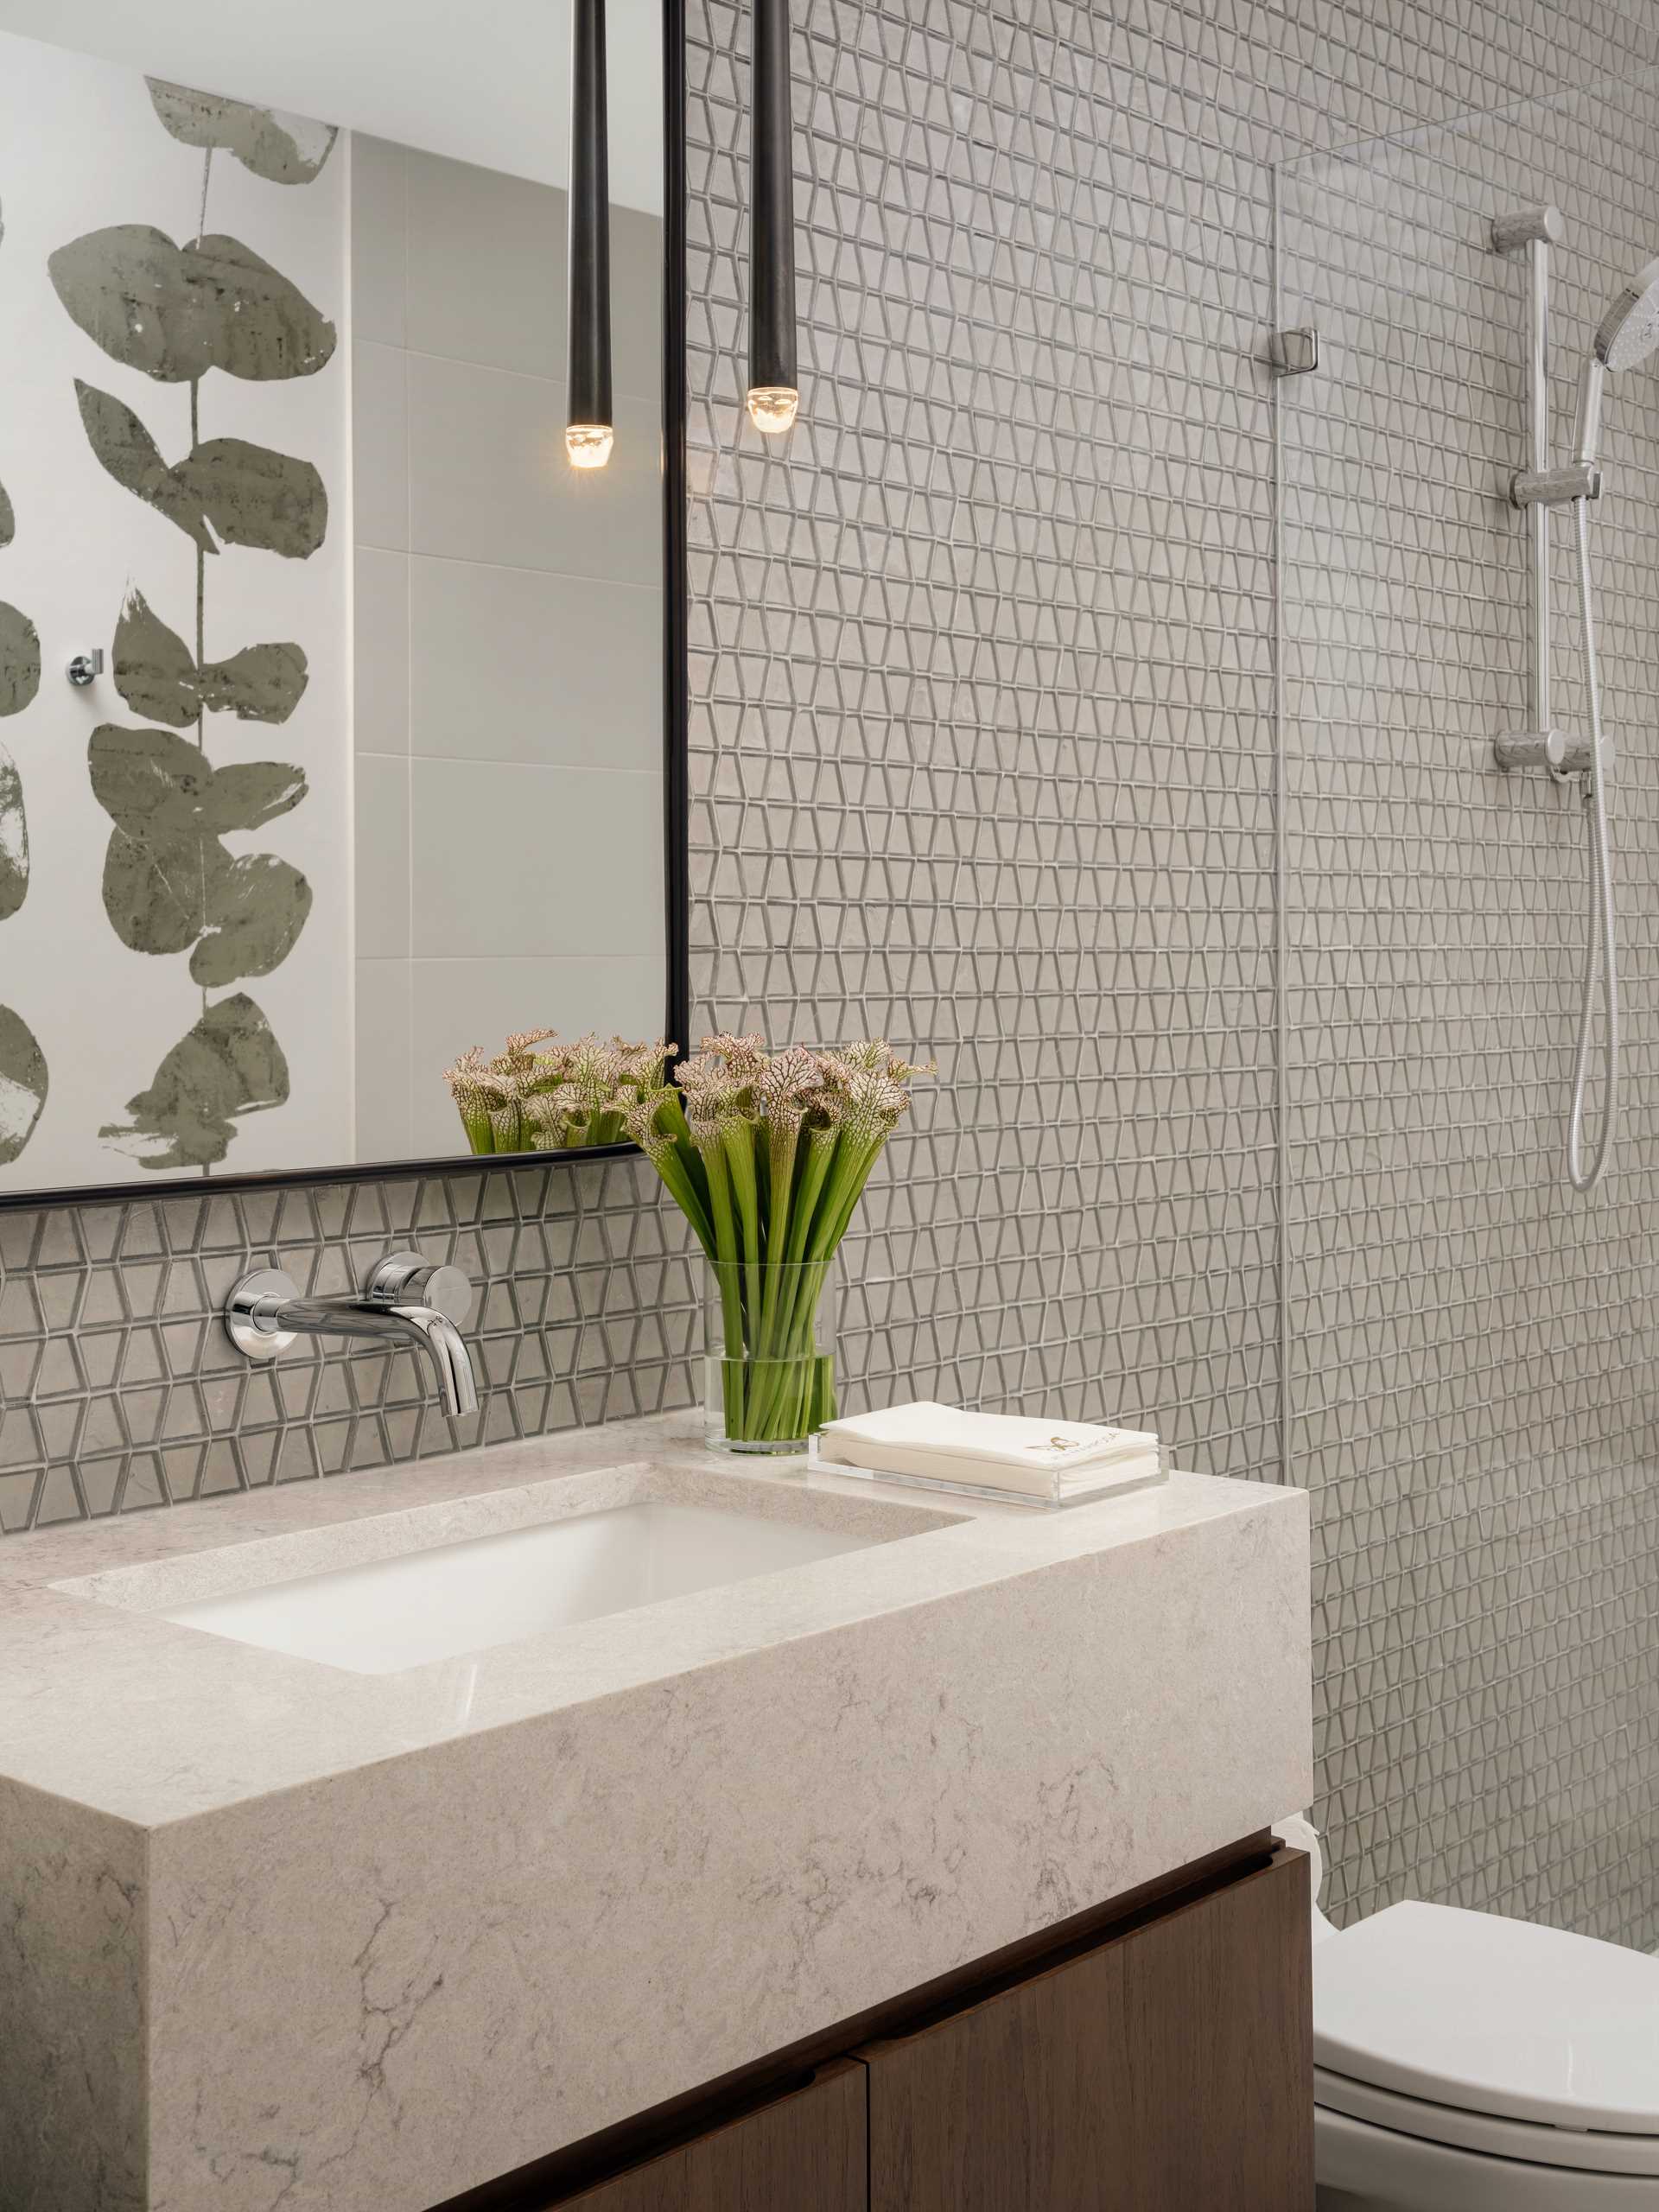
1491, 216, 1659, 1192
1491, 205, 1569, 764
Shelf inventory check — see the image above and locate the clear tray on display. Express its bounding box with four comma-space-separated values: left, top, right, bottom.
805, 1434, 1170, 1510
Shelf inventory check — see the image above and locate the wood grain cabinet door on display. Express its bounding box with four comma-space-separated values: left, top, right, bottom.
555, 2060, 867, 2212
860, 1852, 1313, 2212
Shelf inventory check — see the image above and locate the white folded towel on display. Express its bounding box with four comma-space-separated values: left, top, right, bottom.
816, 1402, 1163, 1500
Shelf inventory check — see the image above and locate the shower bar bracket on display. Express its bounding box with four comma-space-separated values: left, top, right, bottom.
1493, 727, 1608, 779
1511, 461, 1603, 507
1491, 202, 1567, 760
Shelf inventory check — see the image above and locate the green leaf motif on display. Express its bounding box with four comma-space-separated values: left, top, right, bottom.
176, 438, 328, 558
0, 1005, 48, 1166
74, 381, 217, 554
111, 588, 195, 726
0, 476, 13, 549
74, 385, 327, 563
101, 993, 287, 1170
89, 724, 310, 982
0, 742, 28, 920
146, 79, 339, 187
49, 226, 336, 383
113, 588, 308, 728
0, 603, 41, 718
203, 642, 309, 723
192, 852, 312, 987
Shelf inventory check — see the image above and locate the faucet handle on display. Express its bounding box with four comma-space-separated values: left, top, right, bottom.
363, 1249, 474, 1326
224, 1267, 301, 1358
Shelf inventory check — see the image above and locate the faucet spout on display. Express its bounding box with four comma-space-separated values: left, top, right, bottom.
368, 1304, 479, 1419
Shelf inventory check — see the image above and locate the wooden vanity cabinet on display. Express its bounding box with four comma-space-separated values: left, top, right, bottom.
443, 1840, 1312, 2212
859, 1850, 1313, 2211
556, 2061, 866, 2211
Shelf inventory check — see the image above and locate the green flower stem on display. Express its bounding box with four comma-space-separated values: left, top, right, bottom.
650, 1144, 717, 1257
721, 1119, 764, 1366
457, 1104, 495, 1154
769, 1133, 886, 1380
756, 1120, 801, 1363
699, 1138, 747, 1433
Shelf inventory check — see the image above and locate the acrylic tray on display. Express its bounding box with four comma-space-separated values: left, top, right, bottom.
804, 1434, 1171, 1510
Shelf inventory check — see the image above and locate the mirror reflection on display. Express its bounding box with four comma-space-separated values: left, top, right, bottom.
0, 3, 673, 1195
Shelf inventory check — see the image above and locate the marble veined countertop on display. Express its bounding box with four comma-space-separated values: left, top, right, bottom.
0, 1412, 1312, 2212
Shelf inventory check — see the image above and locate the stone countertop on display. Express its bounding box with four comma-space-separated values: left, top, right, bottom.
0, 1413, 1313, 2212
0, 1411, 1302, 1832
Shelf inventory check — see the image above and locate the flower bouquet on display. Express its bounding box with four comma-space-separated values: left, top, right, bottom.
443, 1032, 671, 1155
622, 1034, 932, 1453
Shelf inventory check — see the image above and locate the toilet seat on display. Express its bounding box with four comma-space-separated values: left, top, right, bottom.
1315, 2066, 1659, 2179
1313, 1900, 1659, 2183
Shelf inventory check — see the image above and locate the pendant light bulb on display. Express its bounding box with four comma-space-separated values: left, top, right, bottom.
566, 424, 614, 468
566, 0, 613, 471
746, 386, 799, 435
747, 0, 798, 436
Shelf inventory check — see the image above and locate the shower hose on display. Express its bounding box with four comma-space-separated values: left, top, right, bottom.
1566, 494, 1618, 1192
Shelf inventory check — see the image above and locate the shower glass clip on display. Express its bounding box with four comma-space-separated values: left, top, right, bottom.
1268, 327, 1320, 378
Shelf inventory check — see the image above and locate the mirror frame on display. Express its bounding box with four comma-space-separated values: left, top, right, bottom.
3, 0, 690, 1212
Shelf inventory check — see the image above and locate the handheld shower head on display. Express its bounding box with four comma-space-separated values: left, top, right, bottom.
1576, 254, 1659, 466
1594, 254, 1659, 372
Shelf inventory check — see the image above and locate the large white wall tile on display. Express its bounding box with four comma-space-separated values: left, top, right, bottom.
348, 133, 407, 348
405, 148, 563, 378
409, 556, 660, 768
404, 150, 661, 404
351, 340, 409, 551
410, 760, 664, 958
353, 547, 410, 754
407, 354, 660, 582
354, 958, 413, 1162
354, 754, 410, 959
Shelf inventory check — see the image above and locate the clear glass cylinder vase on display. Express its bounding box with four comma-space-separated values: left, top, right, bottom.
703, 1258, 839, 1455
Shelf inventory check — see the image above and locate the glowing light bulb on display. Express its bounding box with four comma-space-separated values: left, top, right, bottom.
746, 385, 799, 435
565, 423, 614, 469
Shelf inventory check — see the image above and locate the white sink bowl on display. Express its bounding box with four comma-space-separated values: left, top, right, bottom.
153, 1499, 882, 1674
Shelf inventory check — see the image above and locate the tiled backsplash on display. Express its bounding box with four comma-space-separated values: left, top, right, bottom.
0, 1158, 696, 1530
4, 0, 1659, 1952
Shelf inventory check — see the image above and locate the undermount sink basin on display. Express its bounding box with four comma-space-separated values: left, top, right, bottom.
153, 1500, 884, 1674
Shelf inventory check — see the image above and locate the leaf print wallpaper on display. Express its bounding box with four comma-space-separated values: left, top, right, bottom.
0, 191, 48, 1166
0, 29, 349, 1189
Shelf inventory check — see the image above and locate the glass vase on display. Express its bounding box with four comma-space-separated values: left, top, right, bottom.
704, 1258, 839, 1455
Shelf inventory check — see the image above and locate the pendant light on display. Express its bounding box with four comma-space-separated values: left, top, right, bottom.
565, 0, 613, 468
747, 0, 798, 434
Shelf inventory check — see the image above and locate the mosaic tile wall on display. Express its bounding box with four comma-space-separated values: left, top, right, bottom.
1279, 73, 1659, 1948
3, 0, 1658, 1944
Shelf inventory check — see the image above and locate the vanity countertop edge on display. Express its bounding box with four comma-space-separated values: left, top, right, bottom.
0, 1412, 1313, 2212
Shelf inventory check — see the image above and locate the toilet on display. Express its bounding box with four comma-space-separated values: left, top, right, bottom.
1274, 1819, 1659, 2209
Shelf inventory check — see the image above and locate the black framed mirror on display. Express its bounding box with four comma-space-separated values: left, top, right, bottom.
0, 0, 688, 1209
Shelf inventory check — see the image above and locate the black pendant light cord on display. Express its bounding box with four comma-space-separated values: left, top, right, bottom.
568, 0, 613, 462
747, 0, 798, 429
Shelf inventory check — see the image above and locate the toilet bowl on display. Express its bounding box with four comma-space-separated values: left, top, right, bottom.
1274, 1819, 1659, 2209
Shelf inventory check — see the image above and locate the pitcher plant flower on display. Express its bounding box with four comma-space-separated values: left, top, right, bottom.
624, 1034, 933, 1447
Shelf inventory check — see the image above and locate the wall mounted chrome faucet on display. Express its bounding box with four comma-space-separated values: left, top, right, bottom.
225, 1250, 479, 1418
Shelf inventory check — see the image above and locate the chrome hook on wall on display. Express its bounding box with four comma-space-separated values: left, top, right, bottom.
66, 648, 104, 688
